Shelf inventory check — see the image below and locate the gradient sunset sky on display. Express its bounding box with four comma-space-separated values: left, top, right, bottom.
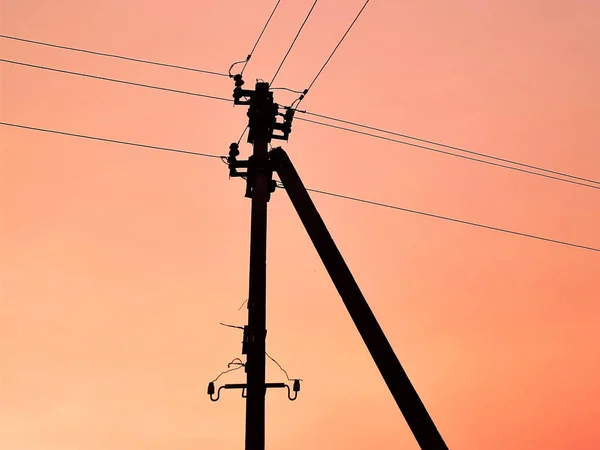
1, 1, 600, 449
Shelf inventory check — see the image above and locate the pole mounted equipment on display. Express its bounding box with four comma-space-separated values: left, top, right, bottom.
210, 73, 301, 450
210, 72, 448, 450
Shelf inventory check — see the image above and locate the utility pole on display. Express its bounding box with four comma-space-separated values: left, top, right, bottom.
241, 81, 274, 450
208, 76, 298, 450
210, 75, 445, 450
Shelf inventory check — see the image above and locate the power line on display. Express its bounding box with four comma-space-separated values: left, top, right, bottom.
0, 34, 229, 77
10, 31, 592, 191
297, 109, 600, 187
296, 0, 370, 108
0, 122, 223, 159
295, 116, 600, 191
1, 59, 233, 103
302, 187, 600, 253
4, 121, 597, 253
239, 0, 282, 76
270, 0, 320, 85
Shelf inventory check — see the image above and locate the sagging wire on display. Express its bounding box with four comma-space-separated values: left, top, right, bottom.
210, 358, 246, 383
288, 89, 309, 110
228, 58, 248, 77
217, 320, 300, 385
266, 352, 300, 383
228, 358, 244, 368
271, 87, 306, 94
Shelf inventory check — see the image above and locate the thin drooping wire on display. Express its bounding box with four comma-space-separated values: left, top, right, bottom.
0, 122, 223, 159
1, 59, 233, 103
300, 187, 600, 253
239, 0, 282, 76
296, 109, 600, 187
6, 121, 597, 254
295, 117, 600, 191
237, 125, 249, 145
271, 87, 306, 94
270, 0, 320, 85
219, 322, 244, 330
228, 358, 244, 367
211, 360, 245, 383
0, 34, 229, 77
8, 32, 591, 191
295, 0, 370, 109
272, 179, 598, 252
266, 352, 295, 381
10, 33, 589, 190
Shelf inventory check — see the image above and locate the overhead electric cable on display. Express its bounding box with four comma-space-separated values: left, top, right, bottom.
295, 117, 600, 191
270, 0, 320, 85
296, 109, 600, 187
0, 34, 229, 77
238, 0, 282, 76
4, 121, 597, 253
0, 122, 223, 159
303, 187, 600, 253
0, 59, 233, 103
295, 0, 370, 108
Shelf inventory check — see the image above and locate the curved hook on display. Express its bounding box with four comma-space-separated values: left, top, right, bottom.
228, 57, 249, 78
286, 379, 301, 401
285, 385, 297, 401
208, 383, 224, 402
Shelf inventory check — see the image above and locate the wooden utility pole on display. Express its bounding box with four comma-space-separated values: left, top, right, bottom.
212, 77, 447, 450
243, 81, 273, 450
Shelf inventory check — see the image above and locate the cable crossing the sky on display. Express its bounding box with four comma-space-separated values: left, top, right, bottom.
5, 56, 596, 191
3, 121, 598, 254
295, 109, 600, 187
0, 122, 223, 159
270, 0, 320, 85
0, 58, 233, 103
0, 34, 230, 77
233, 0, 282, 77
294, 0, 370, 109
295, 117, 600, 191
6, 31, 596, 191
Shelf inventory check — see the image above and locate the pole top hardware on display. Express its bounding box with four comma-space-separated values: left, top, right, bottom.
232, 76, 295, 143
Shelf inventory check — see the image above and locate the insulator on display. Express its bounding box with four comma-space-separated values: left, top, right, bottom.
293, 379, 301, 392
284, 109, 295, 121
233, 86, 242, 100
233, 74, 245, 87
229, 143, 240, 157
208, 382, 215, 395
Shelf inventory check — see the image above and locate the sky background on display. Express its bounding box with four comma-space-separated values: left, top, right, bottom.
1, 0, 600, 449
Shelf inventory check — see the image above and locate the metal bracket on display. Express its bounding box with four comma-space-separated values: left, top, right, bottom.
208, 380, 301, 402
226, 144, 277, 200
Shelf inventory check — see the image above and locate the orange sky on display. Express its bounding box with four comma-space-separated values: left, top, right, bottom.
1, 1, 599, 449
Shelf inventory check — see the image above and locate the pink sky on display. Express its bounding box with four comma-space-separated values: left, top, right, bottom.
1, 1, 599, 449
